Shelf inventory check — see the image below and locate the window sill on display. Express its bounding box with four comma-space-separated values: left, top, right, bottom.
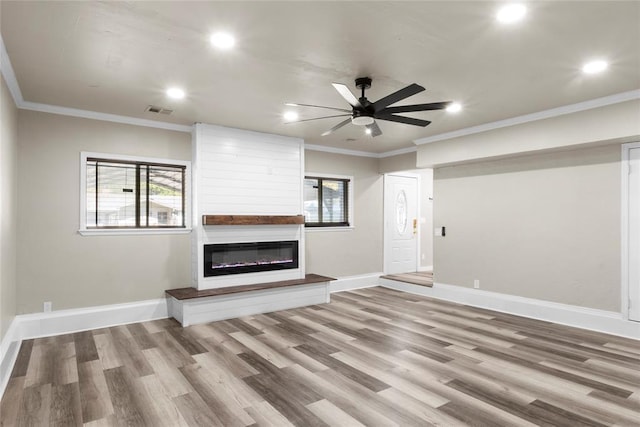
78, 228, 192, 236
305, 226, 354, 233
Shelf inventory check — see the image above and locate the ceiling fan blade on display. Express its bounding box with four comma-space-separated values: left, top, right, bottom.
285, 103, 352, 113
375, 114, 431, 127
286, 114, 351, 124
381, 101, 451, 114
332, 83, 362, 108
372, 83, 425, 112
366, 121, 382, 137
321, 118, 352, 136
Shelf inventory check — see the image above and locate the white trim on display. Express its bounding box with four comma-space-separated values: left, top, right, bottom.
418, 265, 433, 272
304, 172, 355, 229
622, 141, 640, 321
305, 143, 417, 159
21, 101, 193, 133
414, 90, 640, 146
78, 228, 192, 236
380, 280, 640, 340
0, 319, 21, 400
378, 146, 417, 158
329, 272, 383, 293
79, 151, 192, 234
0, 34, 24, 105
0, 36, 192, 134
17, 298, 168, 340
0, 297, 168, 399
304, 144, 380, 158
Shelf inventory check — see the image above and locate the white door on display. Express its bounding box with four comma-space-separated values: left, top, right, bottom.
628, 147, 640, 321
384, 173, 419, 274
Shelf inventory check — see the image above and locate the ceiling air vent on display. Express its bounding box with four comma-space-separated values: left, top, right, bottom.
145, 105, 173, 115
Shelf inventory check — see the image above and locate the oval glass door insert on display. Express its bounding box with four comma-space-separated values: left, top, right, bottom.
396, 190, 408, 234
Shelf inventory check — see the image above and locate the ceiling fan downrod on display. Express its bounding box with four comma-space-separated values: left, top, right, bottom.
355, 77, 372, 102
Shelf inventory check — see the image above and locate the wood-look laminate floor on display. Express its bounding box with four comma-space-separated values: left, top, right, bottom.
2, 287, 639, 427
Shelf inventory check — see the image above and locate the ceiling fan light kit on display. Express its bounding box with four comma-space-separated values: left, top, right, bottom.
351, 116, 374, 126
285, 77, 451, 138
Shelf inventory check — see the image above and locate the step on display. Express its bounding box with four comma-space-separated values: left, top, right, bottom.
166, 274, 334, 326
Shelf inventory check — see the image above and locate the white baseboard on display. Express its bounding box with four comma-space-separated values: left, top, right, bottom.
18, 298, 168, 340
380, 279, 640, 340
0, 298, 168, 399
418, 265, 433, 272
0, 319, 21, 400
330, 272, 383, 293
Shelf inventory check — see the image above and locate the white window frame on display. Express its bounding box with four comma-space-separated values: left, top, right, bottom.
304, 172, 354, 232
79, 151, 192, 236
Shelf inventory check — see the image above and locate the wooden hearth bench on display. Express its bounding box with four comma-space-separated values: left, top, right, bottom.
165, 274, 334, 326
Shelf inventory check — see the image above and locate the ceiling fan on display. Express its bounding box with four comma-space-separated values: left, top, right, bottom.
286, 77, 451, 137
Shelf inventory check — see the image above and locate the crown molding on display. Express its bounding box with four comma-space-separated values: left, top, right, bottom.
20, 101, 193, 133
0, 34, 24, 106
377, 146, 417, 158
1, 34, 192, 134
304, 143, 380, 158
304, 143, 418, 159
414, 89, 640, 146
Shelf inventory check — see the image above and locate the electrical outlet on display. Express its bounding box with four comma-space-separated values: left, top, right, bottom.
473, 279, 480, 289
43, 301, 52, 312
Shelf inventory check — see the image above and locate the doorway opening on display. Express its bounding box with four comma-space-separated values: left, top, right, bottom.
382, 170, 433, 285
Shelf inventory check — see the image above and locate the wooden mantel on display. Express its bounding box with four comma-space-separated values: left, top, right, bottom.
202, 214, 305, 226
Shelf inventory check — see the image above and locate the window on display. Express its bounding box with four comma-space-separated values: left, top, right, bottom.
80, 152, 191, 234
304, 175, 352, 227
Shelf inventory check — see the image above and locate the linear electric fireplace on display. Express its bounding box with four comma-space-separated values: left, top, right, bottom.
203, 240, 299, 277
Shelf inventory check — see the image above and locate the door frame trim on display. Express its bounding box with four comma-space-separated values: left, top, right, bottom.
621, 141, 640, 321
383, 172, 421, 274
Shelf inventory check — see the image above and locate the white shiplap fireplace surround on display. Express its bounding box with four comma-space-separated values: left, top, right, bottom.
166, 123, 332, 327
192, 123, 306, 290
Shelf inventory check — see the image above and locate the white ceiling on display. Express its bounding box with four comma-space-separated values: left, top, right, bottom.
1, 1, 639, 154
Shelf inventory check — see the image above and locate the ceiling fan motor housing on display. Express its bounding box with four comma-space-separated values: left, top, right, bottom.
355, 77, 372, 90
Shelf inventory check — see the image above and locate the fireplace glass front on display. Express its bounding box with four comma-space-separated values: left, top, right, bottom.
203, 240, 299, 277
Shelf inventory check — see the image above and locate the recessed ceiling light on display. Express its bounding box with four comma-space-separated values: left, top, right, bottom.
496, 4, 527, 24
582, 60, 608, 74
283, 111, 298, 122
365, 128, 372, 135
210, 32, 235, 50
166, 87, 185, 99
446, 102, 462, 113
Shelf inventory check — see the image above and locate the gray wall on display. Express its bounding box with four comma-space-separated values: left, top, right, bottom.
1, 74, 18, 339
305, 150, 384, 277
434, 144, 621, 311
13, 112, 388, 314
16, 110, 192, 314
378, 151, 416, 174
417, 168, 434, 269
